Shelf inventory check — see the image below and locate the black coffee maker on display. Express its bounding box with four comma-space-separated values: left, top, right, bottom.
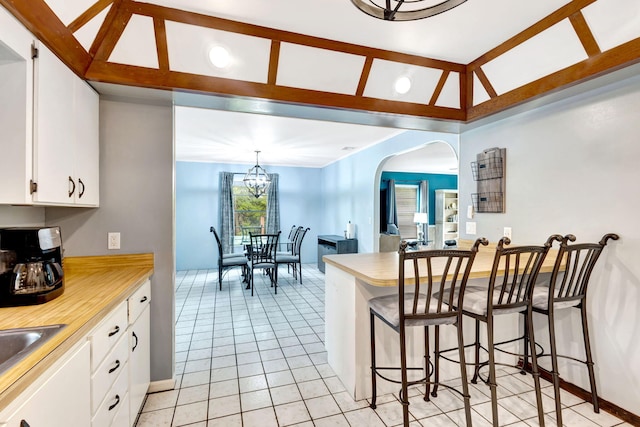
0, 227, 65, 307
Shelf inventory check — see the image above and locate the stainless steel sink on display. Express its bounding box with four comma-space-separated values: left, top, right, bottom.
0, 324, 66, 375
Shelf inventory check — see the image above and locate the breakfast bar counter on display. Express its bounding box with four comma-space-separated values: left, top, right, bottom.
323, 244, 557, 400
0, 253, 154, 411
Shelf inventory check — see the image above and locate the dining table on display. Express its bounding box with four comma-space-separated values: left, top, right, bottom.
322, 240, 559, 400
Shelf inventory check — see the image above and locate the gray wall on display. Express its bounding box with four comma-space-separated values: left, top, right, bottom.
45, 100, 174, 383
458, 72, 640, 414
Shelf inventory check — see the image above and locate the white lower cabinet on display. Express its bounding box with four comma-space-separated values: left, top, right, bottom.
0, 341, 91, 427
128, 280, 151, 425
89, 280, 151, 426
129, 304, 150, 426
91, 363, 129, 427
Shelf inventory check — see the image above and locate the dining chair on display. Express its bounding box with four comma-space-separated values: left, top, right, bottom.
210, 226, 248, 290
276, 227, 309, 284
246, 232, 280, 296
277, 226, 303, 273
531, 233, 619, 426
369, 238, 487, 427
441, 236, 558, 427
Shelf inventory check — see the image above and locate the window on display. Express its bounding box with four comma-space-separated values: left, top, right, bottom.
233, 182, 267, 245
395, 184, 419, 238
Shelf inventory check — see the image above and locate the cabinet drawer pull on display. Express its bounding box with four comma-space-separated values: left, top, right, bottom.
68, 176, 76, 197
132, 331, 139, 352
140, 295, 148, 303
108, 325, 120, 337
108, 394, 120, 411
108, 359, 121, 374
78, 178, 85, 198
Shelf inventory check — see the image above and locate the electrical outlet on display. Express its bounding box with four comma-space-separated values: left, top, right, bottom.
504, 227, 512, 239
466, 222, 476, 235
108, 232, 120, 250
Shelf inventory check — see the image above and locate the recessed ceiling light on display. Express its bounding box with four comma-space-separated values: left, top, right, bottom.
208, 46, 230, 68
394, 76, 412, 94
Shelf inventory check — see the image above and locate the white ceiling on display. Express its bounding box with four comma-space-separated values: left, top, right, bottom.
141, 0, 571, 64
174, 106, 404, 168
34, 0, 640, 169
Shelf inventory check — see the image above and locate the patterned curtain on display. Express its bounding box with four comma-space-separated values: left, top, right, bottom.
219, 172, 235, 254
386, 179, 398, 231
420, 180, 429, 241
265, 173, 280, 234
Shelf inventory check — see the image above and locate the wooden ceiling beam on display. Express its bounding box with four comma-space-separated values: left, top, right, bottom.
68, 0, 113, 34
92, 2, 132, 62
469, 0, 598, 68
569, 11, 601, 57
85, 60, 466, 121
0, 0, 91, 75
466, 36, 640, 122
154, 17, 169, 71
267, 40, 280, 86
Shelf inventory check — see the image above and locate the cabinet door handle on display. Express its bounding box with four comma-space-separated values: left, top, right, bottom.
108, 325, 120, 337
20, 421, 31, 427
68, 176, 76, 197
108, 394, 120, 411
140, 296, 148, 303
132, 331, 139, 352
78, 178, 85, 198
108, 359, 121, 374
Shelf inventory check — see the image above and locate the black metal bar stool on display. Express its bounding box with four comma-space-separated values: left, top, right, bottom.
531, 233, 619, 426
435, 236, 558, 427
369, 238, 487, 427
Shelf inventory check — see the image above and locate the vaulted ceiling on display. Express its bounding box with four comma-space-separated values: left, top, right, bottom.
2, 0, 640, 125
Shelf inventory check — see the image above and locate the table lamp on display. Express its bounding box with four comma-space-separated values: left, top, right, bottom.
413, 212, 428, 244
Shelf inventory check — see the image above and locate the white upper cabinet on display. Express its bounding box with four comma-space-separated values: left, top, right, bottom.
32, 42, 99, 206
0, 6, 34, 204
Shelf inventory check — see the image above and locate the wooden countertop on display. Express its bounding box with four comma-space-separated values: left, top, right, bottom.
323, 243, 558, 287
0, 253, 154, 411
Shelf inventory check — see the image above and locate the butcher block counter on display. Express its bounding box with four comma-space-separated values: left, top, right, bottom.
0, 253, 154, 411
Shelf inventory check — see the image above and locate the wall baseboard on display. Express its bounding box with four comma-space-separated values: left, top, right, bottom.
147, 378, 176, 393
520, 361, 640, 425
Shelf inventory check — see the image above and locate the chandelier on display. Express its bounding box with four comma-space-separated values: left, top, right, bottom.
351, 0, 468, 21
243, 151, 271, 198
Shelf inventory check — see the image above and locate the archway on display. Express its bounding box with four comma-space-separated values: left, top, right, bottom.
373, 141, 459, 252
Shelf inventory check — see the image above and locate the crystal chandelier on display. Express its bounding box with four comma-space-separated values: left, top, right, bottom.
243, 151, 271, 198
351, 0, 468, 21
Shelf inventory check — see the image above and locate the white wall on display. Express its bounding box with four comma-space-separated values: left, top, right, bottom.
459, 72, 640, 414
45, 100, 174, 384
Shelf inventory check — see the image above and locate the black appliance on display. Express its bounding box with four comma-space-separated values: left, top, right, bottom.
0, 227, 64, 307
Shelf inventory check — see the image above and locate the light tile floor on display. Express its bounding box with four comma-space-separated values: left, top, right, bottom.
135, 265, 631, 427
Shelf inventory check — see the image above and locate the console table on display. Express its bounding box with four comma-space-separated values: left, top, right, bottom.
317, 235, 358, 273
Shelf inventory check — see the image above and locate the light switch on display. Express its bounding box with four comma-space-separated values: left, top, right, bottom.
503, 227, 512, 239
467, 205, 474, 219
466, 222, 476, 235
108, 232, 120, 250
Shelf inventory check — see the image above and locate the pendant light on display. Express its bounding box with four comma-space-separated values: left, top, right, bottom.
243, 151, 271, 198
350, 0, 468, 21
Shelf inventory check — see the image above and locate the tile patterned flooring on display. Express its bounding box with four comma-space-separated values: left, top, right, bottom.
135, 265, 630, 427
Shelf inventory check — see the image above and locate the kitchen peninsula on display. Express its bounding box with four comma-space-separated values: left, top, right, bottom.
323, 243, 558, 400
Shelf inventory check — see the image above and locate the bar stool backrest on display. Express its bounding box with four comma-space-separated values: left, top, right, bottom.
398, 238, 487, 326
486, 235, 559, 316
547, 233, 619, 309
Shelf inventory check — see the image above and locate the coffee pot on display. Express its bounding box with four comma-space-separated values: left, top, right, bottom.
0, 227, 65, 306
12, 261, 63, 295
